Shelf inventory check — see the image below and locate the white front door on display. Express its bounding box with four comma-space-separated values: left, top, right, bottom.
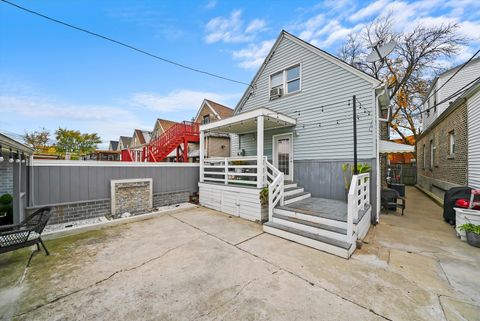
273, 133, 293, 181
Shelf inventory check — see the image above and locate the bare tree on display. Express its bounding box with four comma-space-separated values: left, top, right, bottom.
338, 15, 467, 143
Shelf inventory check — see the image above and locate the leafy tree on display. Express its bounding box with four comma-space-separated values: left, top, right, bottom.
55, 128, 102, 156
23, 128, 51, 151
338, 15, 466, 143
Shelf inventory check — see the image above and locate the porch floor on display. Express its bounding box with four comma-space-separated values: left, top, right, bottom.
277, 197, 348, 222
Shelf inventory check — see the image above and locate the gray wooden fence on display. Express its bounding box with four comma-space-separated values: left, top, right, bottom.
30, 160, 199, 206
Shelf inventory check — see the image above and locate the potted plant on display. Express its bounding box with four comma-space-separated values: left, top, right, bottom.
341, 163, 371, 200
459, 223, 480, 248
259, 187, 269, 206
0, 193, 13, 226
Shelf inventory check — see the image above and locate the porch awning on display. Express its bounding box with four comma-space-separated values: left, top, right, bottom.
200, 108, 296, 134
0, 132, 34, 155
379, 140, 414, 153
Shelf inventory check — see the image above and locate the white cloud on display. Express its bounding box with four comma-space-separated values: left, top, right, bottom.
0, 94, 150, 145
232, 39, 276, 69
349, 0, 388, 22
204, 10, 267, 44
0, 95, 133, 121
129, 90, 240, 112
204, 0, 217, 10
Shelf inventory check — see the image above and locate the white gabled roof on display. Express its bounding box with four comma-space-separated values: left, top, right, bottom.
235, 30, 381, 113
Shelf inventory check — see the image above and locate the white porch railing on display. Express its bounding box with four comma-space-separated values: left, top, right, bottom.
346, 173, 370, 244
265, 159, 284, 221
203, 156, 261, 186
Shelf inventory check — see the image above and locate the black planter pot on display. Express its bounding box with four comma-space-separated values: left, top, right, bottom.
466, 231, 480, 248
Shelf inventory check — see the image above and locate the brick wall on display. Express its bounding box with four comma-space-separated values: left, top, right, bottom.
417, 101, 468, 198
27, 190, 191, 226
0, 162, 13, 196
153, 191, 190, 207
27, 199, 111, 225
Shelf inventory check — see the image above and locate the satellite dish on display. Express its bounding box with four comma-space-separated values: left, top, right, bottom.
366, 41, 396, 63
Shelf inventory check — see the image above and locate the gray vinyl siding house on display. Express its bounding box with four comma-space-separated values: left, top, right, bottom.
199, 30, 386, 258
232, 31, 381, 210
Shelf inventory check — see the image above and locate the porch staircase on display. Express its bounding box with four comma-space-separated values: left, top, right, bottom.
143, 121, 199, 162
263, 173, 371, 259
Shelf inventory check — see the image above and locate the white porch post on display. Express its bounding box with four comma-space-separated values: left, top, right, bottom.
257, 115, 264, 188
200, 130, 205, 183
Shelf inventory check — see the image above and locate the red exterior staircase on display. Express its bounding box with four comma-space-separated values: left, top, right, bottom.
143, 121, 199, 162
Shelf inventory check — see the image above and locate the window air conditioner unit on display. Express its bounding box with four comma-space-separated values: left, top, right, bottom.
237, 149, 245, 156
270, 87, 283, 100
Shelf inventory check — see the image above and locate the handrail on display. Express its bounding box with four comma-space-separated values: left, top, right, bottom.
266, 159, 284, 221
347, 172, 370, 244
146, 121, 199, 162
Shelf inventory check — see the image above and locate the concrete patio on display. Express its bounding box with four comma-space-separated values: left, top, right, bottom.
0, 187, 479, 321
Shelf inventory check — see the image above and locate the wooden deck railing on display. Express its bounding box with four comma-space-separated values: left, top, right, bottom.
346, 173, 370, 244
203, 156, 260, 186
265, 159, 284, 221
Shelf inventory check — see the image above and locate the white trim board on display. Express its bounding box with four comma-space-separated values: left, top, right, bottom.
272, 132, 294, 181
31, 160, 200, 167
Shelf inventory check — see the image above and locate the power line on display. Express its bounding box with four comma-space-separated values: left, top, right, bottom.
0, 0, 251, 87
422, 48, 480, 107
412, 75, 480, 117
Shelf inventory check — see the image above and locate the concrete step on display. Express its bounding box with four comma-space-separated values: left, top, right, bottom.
263, 222, 355, 259
284, 192, 311, 205
284, 187, 305, 197
272, 213, 347, 241
284, 182, 297, 189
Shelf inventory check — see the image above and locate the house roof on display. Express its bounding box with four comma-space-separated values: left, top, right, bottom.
0, 132, 34, 154
235, 29, 381, 113
194, 99, 234, 123
418, 78, 480, 140
133, 129, 152, 145
109, 140, 119, 150
423, 57, 480, 101
119, 136, 132, 148
156, 118, 177, 133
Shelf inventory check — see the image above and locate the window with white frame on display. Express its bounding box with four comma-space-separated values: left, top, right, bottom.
270, 64, 301, 97
449, 130, 455, 156
422, 144, 426, 169
430, 139, 435, 170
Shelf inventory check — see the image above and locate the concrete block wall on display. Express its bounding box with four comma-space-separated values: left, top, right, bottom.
153, 191, 190, 207
28, 199, 111, 225
0, 162, 13, 196
417, 101, 468, 198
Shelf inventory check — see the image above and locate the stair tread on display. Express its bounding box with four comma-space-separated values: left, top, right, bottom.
264, 221, 352, 250
284, 186, 303, 192
284, 192, 310, 200
273, 213, 347, 235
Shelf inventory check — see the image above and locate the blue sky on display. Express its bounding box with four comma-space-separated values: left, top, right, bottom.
1, 0, 479, 148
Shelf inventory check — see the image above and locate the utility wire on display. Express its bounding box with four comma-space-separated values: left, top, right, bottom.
411, 75, 480, 117
421, 48, 480, 107
0, 0, 251, 87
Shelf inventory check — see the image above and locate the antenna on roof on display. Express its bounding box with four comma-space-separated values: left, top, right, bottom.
366, 40, 396, 63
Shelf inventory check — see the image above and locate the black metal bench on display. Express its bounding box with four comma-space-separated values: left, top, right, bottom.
0, 207, 52, 262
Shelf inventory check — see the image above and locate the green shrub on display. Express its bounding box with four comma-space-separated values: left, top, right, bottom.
0, 194, 13, 205
260, 187, 269, 206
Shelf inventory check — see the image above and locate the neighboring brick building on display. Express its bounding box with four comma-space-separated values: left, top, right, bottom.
194, 99, 234, 158
417, 79, 480, 199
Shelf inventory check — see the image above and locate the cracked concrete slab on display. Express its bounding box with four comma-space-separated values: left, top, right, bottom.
1, 187, 479, 321
170, 206, 264, 245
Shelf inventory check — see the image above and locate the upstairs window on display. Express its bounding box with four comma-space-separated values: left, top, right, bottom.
203, 114, 210, 124
286, 65, 300, 93
269, 64, 301, 99
430, 139, 435, 170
